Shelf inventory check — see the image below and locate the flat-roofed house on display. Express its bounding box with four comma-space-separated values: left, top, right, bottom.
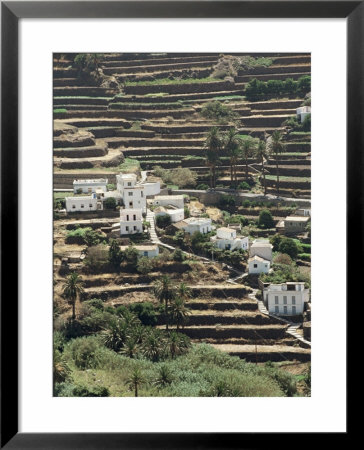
155, 206, 185, 223
182, 217, 212, 235
284, 216, 310, 234
249, 239, 273, 261
263, 281, 309, 315
153, 195, 184, 209
212, 227, 249, 251
65, 194, 101, 212
73, 178, 108, 194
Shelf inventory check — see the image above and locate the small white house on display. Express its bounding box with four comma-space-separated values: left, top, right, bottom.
119, 244, 159, 258
153, 195, 184, 209
73, 178, 108, 194
296, 106, 311, 123
155, 206, 184, 223
141, 182, 161, 197
182, 217, 212, 235
249, 240, 273, 262
65, 195, 101, 212
263, 282, 309, 316
248, 255, 270, 274
120, 208, 143, 235
212, 227, 249, 251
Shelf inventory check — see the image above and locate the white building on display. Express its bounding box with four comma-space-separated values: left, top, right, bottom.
212, 227, 249, 251
119, 244, 159, 258
73, 178, 108, 194
263, 282, 309, 316
142, 182, 161, 197
120, 208, 143, 235
116, 173, 160, 213
248, 255, 270, 274
65, 194, 101, 212
296, 106, 311, 123
155, 206, 185, 223
153, 195, 184, 209
249, 240, 273, 262
182, 217, 212, 235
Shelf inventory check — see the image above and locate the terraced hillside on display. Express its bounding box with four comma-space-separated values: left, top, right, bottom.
53, 52, 311, 198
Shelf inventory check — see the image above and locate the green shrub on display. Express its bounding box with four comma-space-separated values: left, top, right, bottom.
67, 336, 106, 370
129, 302, 158, 326
201, 101, 237, 122
156, 215, 172, 228
238, 181, 250, 190
123, 246, 139, 269
258, 210, 275, 229
104, 197, 117, 210
172, 248, 185, 262
196, 183, 209, 190
137, 256, 154, 274
278, 237, 299, 259
72, 384, 110, 397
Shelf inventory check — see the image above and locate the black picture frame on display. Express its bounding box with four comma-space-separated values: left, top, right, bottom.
1, 1, 358, 448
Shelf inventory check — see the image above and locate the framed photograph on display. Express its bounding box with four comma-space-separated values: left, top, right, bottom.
1, 1, 357, 448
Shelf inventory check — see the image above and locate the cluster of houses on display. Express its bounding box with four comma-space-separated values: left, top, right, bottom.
63, 172, 309, 317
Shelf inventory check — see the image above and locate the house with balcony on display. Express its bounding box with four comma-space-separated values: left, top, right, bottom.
263, 282, 309, 316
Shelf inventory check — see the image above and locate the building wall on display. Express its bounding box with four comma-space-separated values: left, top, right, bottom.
122, 188, 146, 212
184, 221, 212, 235
284, 220, 309, 232
248, 259, 270, 274
120, 220, 143, 235
215, 236, 249, 251
65, 197, 98, 212
154, 195, 184, 209
73, 183, 107, 194
216, 228, 236, 240
265, 289, 308, 315
142, 182, 161, 197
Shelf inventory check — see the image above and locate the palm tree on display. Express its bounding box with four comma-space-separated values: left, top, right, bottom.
224, 128, 241, 184
154, 364, 173, 388
62, 272, 84, 320
204, 127, 222, 188
255, 139, 268, 195
240, 136, 256, 181
169, 297, 190, 331
120, 337, 139, 358
102, 317, 130, 352
153, 275, 176, 330
142, 328, 165, 362
267, 130, 285, 196
165, 331, 191, 359
177, 282, 191, 301
126, 366, 144, 397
